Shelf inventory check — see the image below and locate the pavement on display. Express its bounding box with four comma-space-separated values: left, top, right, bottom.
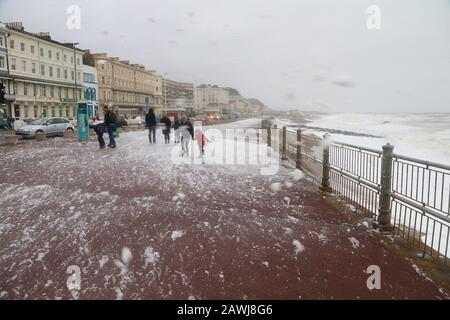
0, 118, 448, 300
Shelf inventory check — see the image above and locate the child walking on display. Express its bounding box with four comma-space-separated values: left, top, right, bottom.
195, 128, 209, 157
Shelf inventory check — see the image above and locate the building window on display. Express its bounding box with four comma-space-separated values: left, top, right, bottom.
56, 52, 60, 60
49, 66, 53, 77
23, 83, 28, 96
20, 43, 25, 51
70, 56, 74, 64
33, 84, 37, 96
48, 50, 52, 59
0, 56, 5, 69
77, 72, 81, 81
10, 39, 14, 49
11, 58, 16, 70
64, 69, 68, 79
71, 70, 74, 80
58, 87, 62, 98
41, 64, 45, 76
31, 45, 35, 54
64, 54, 67, 62
32, 62, 36, 74
0, 36, 3, 47
57, 68, 60, 78
40, 48, 44, 57
77, 58, 80, 65
50, 86, 54, 98
21, 60, 26, 72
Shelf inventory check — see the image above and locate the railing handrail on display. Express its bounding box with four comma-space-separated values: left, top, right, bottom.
331, 140, 383, 156
393, 154, 450, 171
391, 192, 450, 224
272, 120, 450, 265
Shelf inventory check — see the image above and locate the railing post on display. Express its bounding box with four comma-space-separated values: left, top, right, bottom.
273, 124, 278, 151
296, 129, 302, 169
321, 134, 332, 192
378, 143, 394, 228
281, 126, 288, 160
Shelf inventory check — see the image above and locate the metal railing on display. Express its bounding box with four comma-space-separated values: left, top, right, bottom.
262, 120, 450, 265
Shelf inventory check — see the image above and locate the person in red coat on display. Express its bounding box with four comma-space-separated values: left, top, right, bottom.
195, 128, 209, 157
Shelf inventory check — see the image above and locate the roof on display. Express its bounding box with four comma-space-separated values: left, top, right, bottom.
5, 22, 84, 53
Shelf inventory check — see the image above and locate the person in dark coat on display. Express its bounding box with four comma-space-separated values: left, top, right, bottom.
145, 108, 157, 144
160, 115, 172, 144
179, 114, 194, 157
103, 105, 117, 148
93, 120, 106, 149
7, 115, 15, 130
173, 117, 180, 143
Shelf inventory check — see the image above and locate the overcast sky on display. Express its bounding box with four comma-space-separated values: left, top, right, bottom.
1, 0, 449, 112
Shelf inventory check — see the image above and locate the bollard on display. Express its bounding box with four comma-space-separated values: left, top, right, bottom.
35, 132, 47, 141
296, 129, 302, 169
320, 134, 332, 192
5, 135, 19, 145
63, 130, 75, 139
378, 143, 394, 228
281, 126, 288, 160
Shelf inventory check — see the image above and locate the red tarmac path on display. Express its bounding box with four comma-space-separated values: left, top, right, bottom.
0, 119, 448, 299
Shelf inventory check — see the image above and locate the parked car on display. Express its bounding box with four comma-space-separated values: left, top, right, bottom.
194, 115, 208, 121
15, 117, 74, 138
22, 118, 34, 125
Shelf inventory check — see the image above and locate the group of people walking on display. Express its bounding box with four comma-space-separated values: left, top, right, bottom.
94, 107, 208, 157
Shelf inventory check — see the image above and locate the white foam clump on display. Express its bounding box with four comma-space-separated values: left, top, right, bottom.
172, 192, 186, 201
290, 170, 305, 181
99, 255, 109, 269
121, 247, 133, 264
270, 182, 282, 192
171, 230, 185, 241
144, 246, 160, 267
349, 237, 360, 249
293, 239, 305, 255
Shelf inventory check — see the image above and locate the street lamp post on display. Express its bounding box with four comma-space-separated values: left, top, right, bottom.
72, 42, 79, 117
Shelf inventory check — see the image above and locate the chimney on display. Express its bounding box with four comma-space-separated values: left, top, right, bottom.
36, 32, 52, 40
6, 21, 24, 31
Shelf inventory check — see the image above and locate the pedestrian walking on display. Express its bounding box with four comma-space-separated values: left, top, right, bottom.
173, 117, 181, 143
145, 108, 157, 144
161, 114, 172, 144
104, 105, 117, 148
93, 119, 106, 149
7, 115, 15, 130
195, 128, 209, 157
179, 114, 194, 157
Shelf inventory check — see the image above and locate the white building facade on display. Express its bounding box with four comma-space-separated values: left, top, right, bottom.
194, 84, 230, 114
5, 22, 84, 120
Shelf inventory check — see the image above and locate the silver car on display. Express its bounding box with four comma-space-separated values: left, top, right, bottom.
15, 117, 74, 138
